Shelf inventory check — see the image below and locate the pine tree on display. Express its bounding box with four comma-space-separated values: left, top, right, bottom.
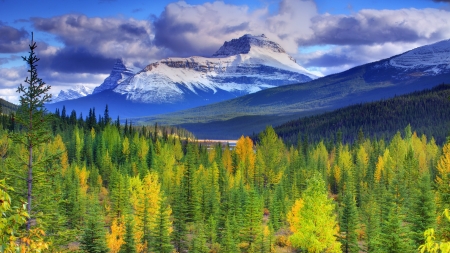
379, 188, 413, 253
339, 189, 359, 253
120, 215, 137, 253
436, 142, 450, 240
241, 188, 262, 250
172, 186, 187, 252
182, 142, 199, 222
190, 222, 209, 253
254, 224, 274, 253
80, 198, 109, 253
8, 32, 56, 231
220, 215, 240, 253
150, 196, 173, 253
410, 173, 436, 247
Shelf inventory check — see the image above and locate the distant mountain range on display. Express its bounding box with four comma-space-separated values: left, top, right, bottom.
46, 34, 317, 118
50, 85, 93, 104
45, 36, 450, 139
135, 39, 450, 139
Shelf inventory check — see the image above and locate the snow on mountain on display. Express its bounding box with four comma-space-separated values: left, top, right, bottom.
93, 59, 135, 94
387, 39, 450, 76
50, 85, 93, 103
114, 34, 317, 103
212, 34, 287, 57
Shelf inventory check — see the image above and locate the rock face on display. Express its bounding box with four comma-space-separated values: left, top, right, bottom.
92, 59, 135, 94
212, 34, 286, 57
50, 85, 93, 103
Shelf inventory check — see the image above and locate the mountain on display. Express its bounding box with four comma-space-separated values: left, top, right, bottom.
92, 59, 135, 94
50, 85, 93, 104
136, 39, 450, 139
0, 98, 18, 115
46, 34, 317, 118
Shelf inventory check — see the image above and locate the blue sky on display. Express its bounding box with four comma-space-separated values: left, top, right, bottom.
1, 0, 450, 103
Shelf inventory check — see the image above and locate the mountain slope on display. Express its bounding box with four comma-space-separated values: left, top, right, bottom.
46, 34, 316, 118
136, 39, 450, 138
0, 98, 18, 114
274, 84, 450, 145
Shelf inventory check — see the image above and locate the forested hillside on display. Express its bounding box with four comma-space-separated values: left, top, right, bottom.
0, 97, 17, 115
2, 110, 450, 252
275, 84, 450, 145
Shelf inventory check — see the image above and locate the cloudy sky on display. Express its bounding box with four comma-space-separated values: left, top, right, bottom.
1, 0, 450, 103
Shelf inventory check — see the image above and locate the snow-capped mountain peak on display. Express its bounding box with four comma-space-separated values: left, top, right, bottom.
212, 34, 287, 58
92, 59, 135, 94
113, 34, 317, 104
51, 85, 93, 104
389, 39, 450, 75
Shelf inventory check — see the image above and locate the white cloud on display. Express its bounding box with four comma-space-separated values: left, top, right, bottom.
153, 0, 318, 56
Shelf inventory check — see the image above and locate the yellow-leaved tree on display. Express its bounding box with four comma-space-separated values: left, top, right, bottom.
287, 174, 341, 253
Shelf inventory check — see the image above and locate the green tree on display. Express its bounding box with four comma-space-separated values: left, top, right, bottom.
240, 188, 262, 250
150, 195, 173, 253
339, 188, 359, 253
379, 188, 414, 253
120, 215, 137, 253
190, 222, 209, 253
80, 198, 109, 253
9, 32, 55, 231
221, 215, 240, 253
410, 173, 436, 247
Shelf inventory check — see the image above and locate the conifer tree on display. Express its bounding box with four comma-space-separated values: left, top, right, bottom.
182, 142, 199, 222
379, 188, 413, 253
410, 173, 436, 246
80, 198, 108, 253
150, 195, 173, 253
8, 32, 56, 232
191, 222, 209, 253
221, 215, 240, 253
339, 188, 359, 253
436, 142, 450, 240
172, 185, 187, 252
120, 215, 137, 253
241, 188, 262, 250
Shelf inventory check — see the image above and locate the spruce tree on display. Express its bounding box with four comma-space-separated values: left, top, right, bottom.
379, 188, 413, 252
410, 173, 436, 247
150, 196, 173, 253
339, 189, 359, 253
221, 215, 240, 253
120, 215, 137, 253
241, 188, 262, 250
190, 222, 209, 253
172, 186, 187, 252
80, 199, 108, 253
9, 32, 55, 231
